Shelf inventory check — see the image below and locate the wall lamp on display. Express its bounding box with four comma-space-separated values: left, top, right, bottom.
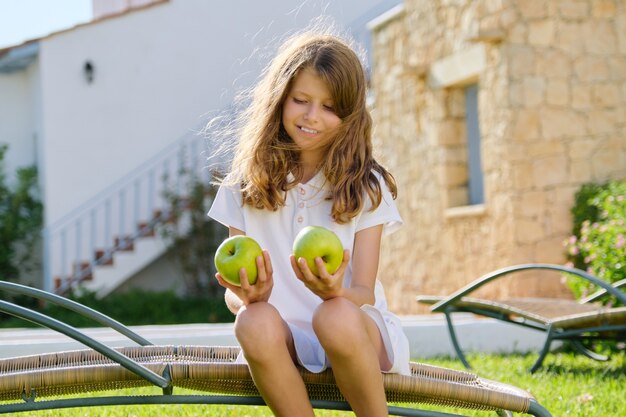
83, 60, 95, 84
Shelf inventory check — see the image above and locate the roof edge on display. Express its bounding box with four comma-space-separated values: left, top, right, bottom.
366, 3, 405, 31
0, 0, 170, 55
0, 42, 39, 73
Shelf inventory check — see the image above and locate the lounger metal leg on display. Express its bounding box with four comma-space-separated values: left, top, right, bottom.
443, 310, 472, 369
530, 326, 555, 373
495, 410, 513, 416
527, 399, 553, 417
569, 340, 609, 362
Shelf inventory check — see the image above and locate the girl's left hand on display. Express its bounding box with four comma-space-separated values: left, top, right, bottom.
290, 249, 350, 300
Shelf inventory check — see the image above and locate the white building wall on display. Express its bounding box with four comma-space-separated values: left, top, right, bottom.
38, 0, 392, 226
0, 60, 40, 184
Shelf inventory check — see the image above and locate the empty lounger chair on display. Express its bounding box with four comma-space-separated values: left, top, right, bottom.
416, 264, 626, 373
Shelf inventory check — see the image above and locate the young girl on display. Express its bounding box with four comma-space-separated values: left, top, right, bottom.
208, 30, 410, 417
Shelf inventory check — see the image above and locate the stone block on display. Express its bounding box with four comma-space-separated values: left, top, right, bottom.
592, 0, 617, 17
512, 109, 541, 141
436, 119, 466, 146
569, 159, 593, 183
609, 57, 626, 82
534, 237, 569, 264
439, 163, 468, 187
442, 146, 468, 163
618, 13, 626, 54
508, 46, 536, 79
591, 148, 623, 179
540, 108, 587, 138
512, 161, 535, 189
532, 155, 569, 187
547, 205, 574, 235
536, 50, 572, 78
587, 109, 617, 135
509, 243, 536, 265
555, 21, 586, 54
524, 76, 546, 106
528, 140, 566, 158
559, 0, 590, 19
446, 187, 470, 208
567, 138, 597, 158
552, 184, 579, 206
515, 218, 545, 244
583, 20, 617, 55
518, 0, 548, 18
517, 190, 547, 217
508, 22, 528, 44
592, 83, 620, 107
617, 107, 626, 127
500, 7, 518, 29
571, 84, 592, 110
447, 89, 466, 118
509, 81, 525, 107
528, 20, 555, 47
546, 79, 570, 106
574, 56, 610, 82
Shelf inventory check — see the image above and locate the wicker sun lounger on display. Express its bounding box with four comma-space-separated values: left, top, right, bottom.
417, 264, 626, 373
0, 280, 551, 416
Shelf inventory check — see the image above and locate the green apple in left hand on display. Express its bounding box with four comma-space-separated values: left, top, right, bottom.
292, 225, 344, 277
214, 235, 263, 286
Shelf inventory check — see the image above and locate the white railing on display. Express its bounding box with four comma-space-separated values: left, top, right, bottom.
42, 132, 212, 294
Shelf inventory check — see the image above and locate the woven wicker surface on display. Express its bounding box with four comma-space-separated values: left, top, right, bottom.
416, 296, 626, 329
0, 345, 532, 413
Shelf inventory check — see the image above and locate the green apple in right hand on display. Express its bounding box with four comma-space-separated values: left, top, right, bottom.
292, 226, 344, 276
214, 235, 263, 286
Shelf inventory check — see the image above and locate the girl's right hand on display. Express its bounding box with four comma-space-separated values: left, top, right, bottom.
215, 249, 273, 305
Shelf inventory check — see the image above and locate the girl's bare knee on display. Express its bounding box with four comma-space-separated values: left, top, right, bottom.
235, 302, 280, 342
235, 302, 288, 361
313, 298, 363, 352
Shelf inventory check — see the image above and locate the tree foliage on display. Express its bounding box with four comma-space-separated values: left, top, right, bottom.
564, 180, 626, 301
0, 144, 43, 282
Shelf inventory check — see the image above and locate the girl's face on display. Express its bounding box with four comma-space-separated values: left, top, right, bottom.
282, 67, 342, 161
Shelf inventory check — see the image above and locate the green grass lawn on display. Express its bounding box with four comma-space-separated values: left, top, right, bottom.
4, 350, 625, 416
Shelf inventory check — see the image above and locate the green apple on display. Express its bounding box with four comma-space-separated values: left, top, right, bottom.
292, 226, 344, 276
214, 235, 263, 286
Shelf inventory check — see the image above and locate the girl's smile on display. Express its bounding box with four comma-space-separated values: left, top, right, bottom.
299, 126, 320, 135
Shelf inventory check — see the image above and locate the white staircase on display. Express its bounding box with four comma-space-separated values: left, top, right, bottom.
43, 133, 209, 296
81, 232, 168, 296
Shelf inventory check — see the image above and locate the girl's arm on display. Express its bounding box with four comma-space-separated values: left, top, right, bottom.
217, 226, 274, 314
346, 224, 383, 306
292, 224, 382, 306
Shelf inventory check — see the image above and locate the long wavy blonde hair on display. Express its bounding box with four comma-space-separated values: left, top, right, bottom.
221, 31, 397, 224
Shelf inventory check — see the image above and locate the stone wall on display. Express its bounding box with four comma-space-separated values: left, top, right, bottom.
370, 0, 626, 315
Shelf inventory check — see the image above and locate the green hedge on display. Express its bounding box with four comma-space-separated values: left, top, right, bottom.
0, 287, 234, 328
564, 180, 626, 301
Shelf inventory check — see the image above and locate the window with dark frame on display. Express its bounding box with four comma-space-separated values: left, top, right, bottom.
464, 83, 484, 205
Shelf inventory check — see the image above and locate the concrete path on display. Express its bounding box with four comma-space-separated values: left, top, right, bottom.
0, 314, 548, 360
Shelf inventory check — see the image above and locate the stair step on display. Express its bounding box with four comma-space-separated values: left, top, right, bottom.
94, 249, 114, 266
114, 236, 134, 251
137, 222, 155, 238
72, 261, 93, 281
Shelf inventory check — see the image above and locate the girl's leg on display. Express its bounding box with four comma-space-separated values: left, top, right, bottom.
313, 297, 391, 417
234, 302, 315, 417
